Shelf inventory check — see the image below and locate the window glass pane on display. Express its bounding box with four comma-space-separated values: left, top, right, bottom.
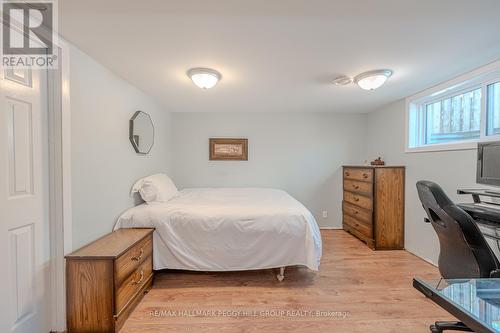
487, 81, 500, 136
424, 88, 481, 144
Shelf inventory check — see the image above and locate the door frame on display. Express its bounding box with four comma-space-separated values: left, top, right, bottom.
47, 37, 72, 332
1, 11, 72, 330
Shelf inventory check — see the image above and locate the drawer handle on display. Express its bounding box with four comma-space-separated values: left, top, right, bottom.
131, 248, 144, 262
132, 270, 144, 285
345, 172, 350, 176
353, 211, 359, 215
353, 185, 359, 189
362, 173, 368, 178
354, 197, 360, 202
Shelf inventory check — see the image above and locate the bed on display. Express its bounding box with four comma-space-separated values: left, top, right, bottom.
115, 187, 322, 280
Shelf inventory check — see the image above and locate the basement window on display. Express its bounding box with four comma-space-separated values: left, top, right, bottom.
407, 64, 500, 152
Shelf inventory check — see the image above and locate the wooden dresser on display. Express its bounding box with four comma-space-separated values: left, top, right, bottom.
66, 228, 155, 333
342, 165, 405, 250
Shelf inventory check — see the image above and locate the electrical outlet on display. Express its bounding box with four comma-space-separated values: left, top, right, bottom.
322, 211, 328, 218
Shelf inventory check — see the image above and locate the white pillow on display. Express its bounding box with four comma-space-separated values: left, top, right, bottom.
137, 180, 158, 202
131, 173, 178, 203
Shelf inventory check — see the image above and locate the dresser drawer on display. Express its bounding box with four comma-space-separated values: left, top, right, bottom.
343, 201, 372, 224
343, 168, 373, 183
115, 255, 153, 315
344, 214, 373, 238
343, 179, 373, 197
344, 191, 373, 211
115, 234, 153, 284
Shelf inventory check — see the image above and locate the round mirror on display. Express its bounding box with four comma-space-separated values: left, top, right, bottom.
129, 111, 154, 154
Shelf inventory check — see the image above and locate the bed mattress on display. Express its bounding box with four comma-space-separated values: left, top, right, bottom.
115, 188, 322, 271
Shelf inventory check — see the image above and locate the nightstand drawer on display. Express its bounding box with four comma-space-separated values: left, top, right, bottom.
115, 234, 153, 285
115, 255, 153, 315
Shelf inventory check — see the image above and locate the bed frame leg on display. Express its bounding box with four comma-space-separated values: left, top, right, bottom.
276, 267, 285, 282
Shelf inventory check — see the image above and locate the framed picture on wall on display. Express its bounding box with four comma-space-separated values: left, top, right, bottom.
209, 138, 248, 161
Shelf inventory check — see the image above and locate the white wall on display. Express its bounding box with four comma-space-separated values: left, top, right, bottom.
70, 46, 172, 250
366, 99, 479, 264
172, 112, 367, 228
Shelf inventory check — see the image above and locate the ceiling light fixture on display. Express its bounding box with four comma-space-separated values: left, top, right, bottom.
353, 69, 392, 90
187, 67, 221, 89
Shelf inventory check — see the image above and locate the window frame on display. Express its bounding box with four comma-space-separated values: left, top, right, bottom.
486, 79, 500, 136
406, 61, 500, 153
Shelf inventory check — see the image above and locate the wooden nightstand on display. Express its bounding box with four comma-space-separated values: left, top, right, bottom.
66, 228, 154, 333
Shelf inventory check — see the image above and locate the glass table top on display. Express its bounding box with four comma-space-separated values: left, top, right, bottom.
419, 278, 500, 332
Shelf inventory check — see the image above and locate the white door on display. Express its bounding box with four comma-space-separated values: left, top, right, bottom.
0, 67, 50, 333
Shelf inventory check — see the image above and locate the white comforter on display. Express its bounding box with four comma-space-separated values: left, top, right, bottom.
115, 188, 322, 271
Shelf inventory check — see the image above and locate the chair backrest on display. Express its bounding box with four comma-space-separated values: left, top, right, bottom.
416, 180, 499, 279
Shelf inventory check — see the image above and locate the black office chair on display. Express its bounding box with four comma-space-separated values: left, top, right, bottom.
416, 180, 500, 333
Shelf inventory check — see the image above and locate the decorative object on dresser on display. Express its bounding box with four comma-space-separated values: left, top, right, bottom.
342, 166, 405, 250
370, 157, 385, 166
66, 228, 154, 333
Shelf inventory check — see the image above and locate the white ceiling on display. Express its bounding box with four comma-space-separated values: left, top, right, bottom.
59, 0, 500, 113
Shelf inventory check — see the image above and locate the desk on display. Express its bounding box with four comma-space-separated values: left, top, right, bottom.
458, 189, 500, 228
458, 189, 500, 260
413, 278, 500, 333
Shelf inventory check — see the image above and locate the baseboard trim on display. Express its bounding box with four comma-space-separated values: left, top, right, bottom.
405, 248, 438, 267
319, 227, 343, 230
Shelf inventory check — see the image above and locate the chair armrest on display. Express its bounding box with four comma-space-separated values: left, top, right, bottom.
489, 269, 500, 278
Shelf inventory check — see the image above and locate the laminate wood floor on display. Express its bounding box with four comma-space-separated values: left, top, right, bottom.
121, 230, 452, 333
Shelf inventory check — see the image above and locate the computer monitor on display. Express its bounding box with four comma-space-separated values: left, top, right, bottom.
477, 141, 500, 187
